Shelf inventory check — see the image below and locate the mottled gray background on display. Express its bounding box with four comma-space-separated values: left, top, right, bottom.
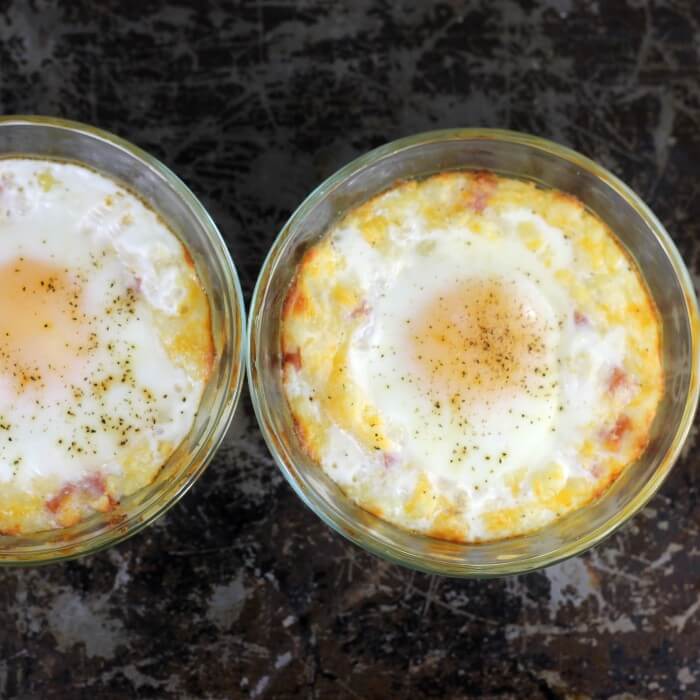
1, 1, 700, 698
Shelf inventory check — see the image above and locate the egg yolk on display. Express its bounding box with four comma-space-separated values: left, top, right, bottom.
0, 257, 87, 393
411, 277, 548, 402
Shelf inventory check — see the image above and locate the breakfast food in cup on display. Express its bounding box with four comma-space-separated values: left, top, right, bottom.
0, 158, 213, 534
280, 171, 662, 542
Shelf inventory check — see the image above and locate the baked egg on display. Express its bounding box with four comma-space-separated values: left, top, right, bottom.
0, 159, 213, 534
281, 171, 662, 542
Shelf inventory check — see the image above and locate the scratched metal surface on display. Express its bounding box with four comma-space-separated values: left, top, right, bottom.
1, 1, 699, 698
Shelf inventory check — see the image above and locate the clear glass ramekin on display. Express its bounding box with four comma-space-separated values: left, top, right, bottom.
248, 128, 700, 577
0, 116, 246, 566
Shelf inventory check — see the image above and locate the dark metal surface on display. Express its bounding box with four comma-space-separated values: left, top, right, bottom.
1, 1, 699, 697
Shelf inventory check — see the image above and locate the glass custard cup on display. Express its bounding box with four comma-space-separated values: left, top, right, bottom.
0, 116, 246, 565
247, 128, 699, 577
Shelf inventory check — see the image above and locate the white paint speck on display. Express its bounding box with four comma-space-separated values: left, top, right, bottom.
207, 572, 247, 630
251, 675, 270, 698
275, 652, 293, 670
678, 666, 695, 686
108, 548, 131, 591
546, 557, 605, 610
48, 592, 126, 659
670, 595, 700, 633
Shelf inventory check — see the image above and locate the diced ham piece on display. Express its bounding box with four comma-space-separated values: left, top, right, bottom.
604, 415, 632, 449
383, 452, 400, 468
282, 349, 302, 371
590, 463, 604, 479
83, 473, 107, 496
470, 191, 490, 213
573, 310, 589, 326
608, 367, 628, 394
45, 473, 115, 514
45, 484, 75, 513
467, 172, 497, 213
350, 301, 370, 319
